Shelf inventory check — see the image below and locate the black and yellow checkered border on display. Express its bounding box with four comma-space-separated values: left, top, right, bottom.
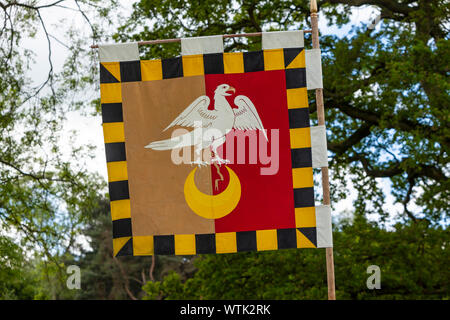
99, 47, 318, 256
113, 228, 317, 256
100, 60, 132, 250
100, 48, 307, 84
283, 50, 317, 234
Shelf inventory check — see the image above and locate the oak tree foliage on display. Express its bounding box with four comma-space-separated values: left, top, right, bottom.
0, 0, 116, 288
115, 0, 449, 224
0, 0, 448, 299
114, 0, 449, 300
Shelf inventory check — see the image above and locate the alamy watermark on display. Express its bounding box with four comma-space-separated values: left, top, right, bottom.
366, 265, 381, 290
66, 265, 81, 290
168, 126, 280, 176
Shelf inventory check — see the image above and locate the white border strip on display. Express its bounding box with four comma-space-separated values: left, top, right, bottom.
316, 205, 333, 248
181, 35, 224, 55
310, 125, 328, 168
99, 42, 140, 63
305, 49, 323, 90
262, 30, 304, 50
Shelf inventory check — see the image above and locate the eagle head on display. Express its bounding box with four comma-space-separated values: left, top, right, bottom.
214, 84, 236, 97
209, 84, 237, 110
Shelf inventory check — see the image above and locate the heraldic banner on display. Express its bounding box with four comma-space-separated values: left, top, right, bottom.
98, 31, 333, 257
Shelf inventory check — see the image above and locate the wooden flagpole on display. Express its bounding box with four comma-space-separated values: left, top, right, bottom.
309, 0, 336, 300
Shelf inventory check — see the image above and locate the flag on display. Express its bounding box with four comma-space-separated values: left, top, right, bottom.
98, 31, 332, 257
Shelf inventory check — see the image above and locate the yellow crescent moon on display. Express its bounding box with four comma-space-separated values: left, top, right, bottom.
184, 166, 241, 219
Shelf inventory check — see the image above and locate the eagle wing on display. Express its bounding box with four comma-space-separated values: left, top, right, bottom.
164, 95, 217, 131
233, 95, 267, 140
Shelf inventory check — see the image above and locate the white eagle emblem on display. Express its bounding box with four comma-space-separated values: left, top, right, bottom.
145, 84, 267, 165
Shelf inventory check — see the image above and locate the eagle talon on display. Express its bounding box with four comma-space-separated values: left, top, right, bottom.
211, 157, 230, 165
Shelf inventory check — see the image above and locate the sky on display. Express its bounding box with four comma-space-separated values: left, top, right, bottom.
22, 1, 398, 223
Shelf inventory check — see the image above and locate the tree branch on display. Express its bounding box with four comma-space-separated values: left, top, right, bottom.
328, 123, 372, 156
326, 99, 450, 148
0, 158, 82, 187
113, 257, 138, 300
347, 154, 448, 182
149, 254, 155, 282
0, 0, 67, 11
322, 0, 416, 16
246, 4, 262, 32
402, 175, 418, 222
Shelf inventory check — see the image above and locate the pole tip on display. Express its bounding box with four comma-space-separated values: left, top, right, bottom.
310, 0, 318, 13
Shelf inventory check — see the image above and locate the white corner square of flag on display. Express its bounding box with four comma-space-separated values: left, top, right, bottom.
181, 35, 224, 55
311, 125, 328, 168
305, 49, 323, 90
99, 42, 140, 63
316, 205, 333, 248
262, 30, 304, 50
